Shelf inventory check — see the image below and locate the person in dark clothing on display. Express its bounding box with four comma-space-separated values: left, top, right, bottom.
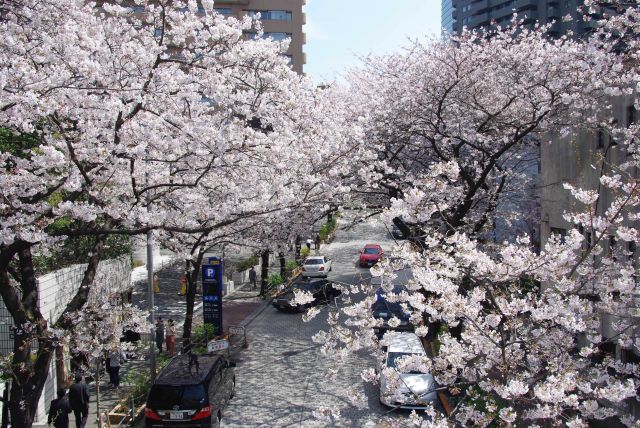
68, 374, 89, 428
248, 267, 257, 289
155, 317, 164, 352
314, 234, 321, 250
48, 388, 72, 428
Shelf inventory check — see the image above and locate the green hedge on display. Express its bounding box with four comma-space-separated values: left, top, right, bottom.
236, 256, 258, 272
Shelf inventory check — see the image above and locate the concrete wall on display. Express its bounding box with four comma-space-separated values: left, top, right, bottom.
0, 256, 131, 424
540, 96, 640, 419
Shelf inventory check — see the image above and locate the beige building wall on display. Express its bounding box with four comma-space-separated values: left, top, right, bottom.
214, 0, 306, 74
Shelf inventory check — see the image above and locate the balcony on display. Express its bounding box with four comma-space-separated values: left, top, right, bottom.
214, 0, 249, 4
469, 0, 489, 14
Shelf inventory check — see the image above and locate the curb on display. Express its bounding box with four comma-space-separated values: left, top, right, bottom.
238, 299, 272, 329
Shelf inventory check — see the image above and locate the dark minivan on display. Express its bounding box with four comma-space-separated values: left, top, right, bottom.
144, 354, 235, 428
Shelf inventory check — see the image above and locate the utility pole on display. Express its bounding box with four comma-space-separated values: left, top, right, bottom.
147, 229, 156, 382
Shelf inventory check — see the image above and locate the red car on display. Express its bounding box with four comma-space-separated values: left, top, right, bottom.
359, 244, 384, 267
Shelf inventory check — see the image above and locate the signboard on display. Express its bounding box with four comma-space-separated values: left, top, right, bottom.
202, 258, 223, 333
207, 339, 229, 353
228, 326, 245, 336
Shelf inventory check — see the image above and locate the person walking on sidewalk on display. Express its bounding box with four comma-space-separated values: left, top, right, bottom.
166, 319, 176, 357
306, 238, 312, 251
314, 234, 321, 250
155, 318, 165, 352
107, 345, 126, 388
48, 388, 72, 428
248, 267, 257, 290
68, 373, 89, 428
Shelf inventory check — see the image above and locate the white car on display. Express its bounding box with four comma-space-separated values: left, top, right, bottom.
378, 331, 438, 409
301, 256, 332, 278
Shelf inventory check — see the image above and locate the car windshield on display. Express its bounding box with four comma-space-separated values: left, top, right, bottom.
297, 282, 323, 292
304, 259, 324, 265
147, 385, 206, 409
364, 248, 380, 254
386, 352, 423, 374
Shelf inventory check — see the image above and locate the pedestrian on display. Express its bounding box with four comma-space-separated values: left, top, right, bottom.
68, 373, 89, 428
314, 234, 321, 250
48, 388, 72, 428
306, 238, 312, 251
248, 266, 257, 290
166, 319, 176, 357
155, 317, 164, 352
107, 345, 126, 388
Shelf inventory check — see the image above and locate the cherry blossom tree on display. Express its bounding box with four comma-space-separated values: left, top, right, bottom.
346, 22, 612, 241
0, 0, 361, 425
313, 10, 640, 427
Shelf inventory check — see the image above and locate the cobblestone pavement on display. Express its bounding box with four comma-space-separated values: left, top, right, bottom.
222, 213, 423, 427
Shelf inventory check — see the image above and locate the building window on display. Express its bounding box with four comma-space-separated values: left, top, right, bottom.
245, 10, 292, 21
264, 32, 291, 41
154, 28, 164, 38
627, 105, 637, 127
550, 227, 567, 244
245, 32, 291, 42
127, 5, 145, 13
597, 128, 606, 149
215, 8, 233, 16
628, 241, 636, 260
609, 235, 617, 261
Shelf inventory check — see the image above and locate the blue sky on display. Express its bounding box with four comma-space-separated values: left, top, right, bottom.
303, 0, 442, 83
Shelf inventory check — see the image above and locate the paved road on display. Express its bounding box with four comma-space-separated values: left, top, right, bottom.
222, 213, 416, 427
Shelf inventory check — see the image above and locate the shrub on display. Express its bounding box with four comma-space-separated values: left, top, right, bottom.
192, 323, 216, 346
268, 274, 283, 287
236, 256, 258, 272
319, 218, 338, 241
285, 259, 299, 272
300, 247, 310, 259
124, 353, 171, 406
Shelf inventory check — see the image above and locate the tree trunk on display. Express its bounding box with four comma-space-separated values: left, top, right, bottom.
182, 252, 204, 350
0, 237, 104, 428
279, 252, 285, 279
1, 383, 9, 428
260, 250, 269, 296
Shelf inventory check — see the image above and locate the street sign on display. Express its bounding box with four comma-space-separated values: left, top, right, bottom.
228, 326, 245, 336
207, 339, 229, 353
202, 258, 223, 333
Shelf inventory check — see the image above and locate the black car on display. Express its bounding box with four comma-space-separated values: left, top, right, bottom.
144, 354, 235, 428
372, 285, 413, 336
272, 277, 341, 312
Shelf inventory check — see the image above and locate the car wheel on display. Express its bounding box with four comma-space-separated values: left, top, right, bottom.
212, 411, 222, 428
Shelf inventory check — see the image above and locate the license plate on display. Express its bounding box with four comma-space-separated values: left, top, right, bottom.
379, 312, 388, 318
170, 412, 184, 420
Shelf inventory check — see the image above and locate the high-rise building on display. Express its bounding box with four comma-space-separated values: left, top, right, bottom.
441, 0, 598, 38
214, 0, 306, 74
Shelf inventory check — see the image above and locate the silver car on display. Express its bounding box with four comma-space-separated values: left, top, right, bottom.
378, 332, 438, 409
301, 256, 332, 278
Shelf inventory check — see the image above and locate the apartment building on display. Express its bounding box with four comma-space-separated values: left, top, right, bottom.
214, 0, 306, 74
441, 0, 596, 37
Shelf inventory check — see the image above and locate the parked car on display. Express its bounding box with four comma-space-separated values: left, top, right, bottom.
378, 332, 439, 410
372, 285, 413, 336
144, 354, 235, 427
301, 255, 332, 278
391, 224, 405, 239
272, 277, 341, 312
359, 244, 384, 267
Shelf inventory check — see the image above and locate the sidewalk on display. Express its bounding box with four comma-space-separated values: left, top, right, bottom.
34, 265, 268, 428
